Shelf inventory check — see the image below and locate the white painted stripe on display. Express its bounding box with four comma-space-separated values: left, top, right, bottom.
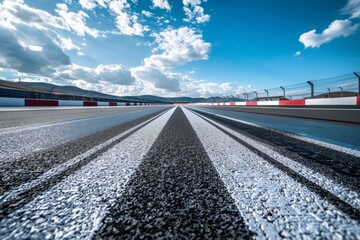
235, 102, 246, 106
225, 102, 231, 106
58, 100, 84, 106
257, 100, 279, 106
0, 97, 24, 107
183, 107, 360, 238
188, 109, 360, 208
306, 97, 357, 105
0, 107, 176, 239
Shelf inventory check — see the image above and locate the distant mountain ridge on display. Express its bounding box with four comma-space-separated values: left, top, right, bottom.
3, 81, 207, 103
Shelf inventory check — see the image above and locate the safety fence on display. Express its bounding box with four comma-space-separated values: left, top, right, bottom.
215, 72, 360, 102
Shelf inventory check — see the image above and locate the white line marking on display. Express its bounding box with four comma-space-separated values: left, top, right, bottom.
0, 106, 176, 239
183, 107, 359, 238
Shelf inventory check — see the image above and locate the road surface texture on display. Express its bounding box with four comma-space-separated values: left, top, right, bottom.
0, 105, 359, 239
202, 105, 360, 124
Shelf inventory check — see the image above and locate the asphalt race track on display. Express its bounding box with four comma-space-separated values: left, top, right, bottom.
0, 105, 359, 239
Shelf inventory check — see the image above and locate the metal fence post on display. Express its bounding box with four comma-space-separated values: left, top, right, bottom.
243, 93, 248, 101
280, 86, 285, 99
254, 91, 258, 100
354, 72, 360, 96
307, 81, 314, 98
264, 89, 269, 100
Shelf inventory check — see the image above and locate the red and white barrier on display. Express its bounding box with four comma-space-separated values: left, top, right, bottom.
209, 96, 360, 107
0, 97, 150, 107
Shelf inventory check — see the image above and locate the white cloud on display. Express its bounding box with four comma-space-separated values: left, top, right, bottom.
108, 0, 149, 36
181, 81, 248, 97
28, 45, 43, 52
56, 35, 81, 51
56, 64, 135, 85
0, 25, 71, 75
131, 66, 181, 91
342, 0, 360, 19
0, 0, 67, 30
77, 51, 86, 56
129, 27, 211, 93
145, 27, 211, 68
299, 19, 359, 48
151, 0, 171, 11
183, 0, 210, 24
142, 10, 152, 17
55, 4, 100, 38
79, 0, 97, 10
294, 51, 301, 56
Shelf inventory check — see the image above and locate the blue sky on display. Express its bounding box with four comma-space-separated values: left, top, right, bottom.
0, 0, 359, 97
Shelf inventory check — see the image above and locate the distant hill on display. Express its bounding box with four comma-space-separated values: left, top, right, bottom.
17, 82, 87, 93
1, 80, 209, 103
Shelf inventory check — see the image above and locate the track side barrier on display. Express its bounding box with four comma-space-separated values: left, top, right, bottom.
0, 97, 152, 107
25, 99, 58, 106
207, 96, 359, 107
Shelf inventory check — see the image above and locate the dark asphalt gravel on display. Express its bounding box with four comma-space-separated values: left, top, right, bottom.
0, 109, 171, 219
190, 109, 360, 220
94, 107, 255, 239
0, 109, 168, 196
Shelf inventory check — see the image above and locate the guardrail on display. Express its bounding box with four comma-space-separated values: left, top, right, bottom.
213, 72, 360, 102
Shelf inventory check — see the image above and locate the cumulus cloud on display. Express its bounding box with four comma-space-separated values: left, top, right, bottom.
108, 0, 149, 36
129, 27, 211, 93
151, 0, 171, 11
0, 0, 67, 30
0, 0, 101, 38
0, 25, 71, 75
131, 66, 181, 91
299, 19, 359, 48
77, 51, 86, 56
145, 27, 211, 68
181, 81, 248, 97
56, 35, 81, 51
142, 10, 153, 17
55, 4, 100, 38
342, 0, 360, 19
79, 0, 97, 10
56, 64, 135, 85
183, 0, 210, 24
